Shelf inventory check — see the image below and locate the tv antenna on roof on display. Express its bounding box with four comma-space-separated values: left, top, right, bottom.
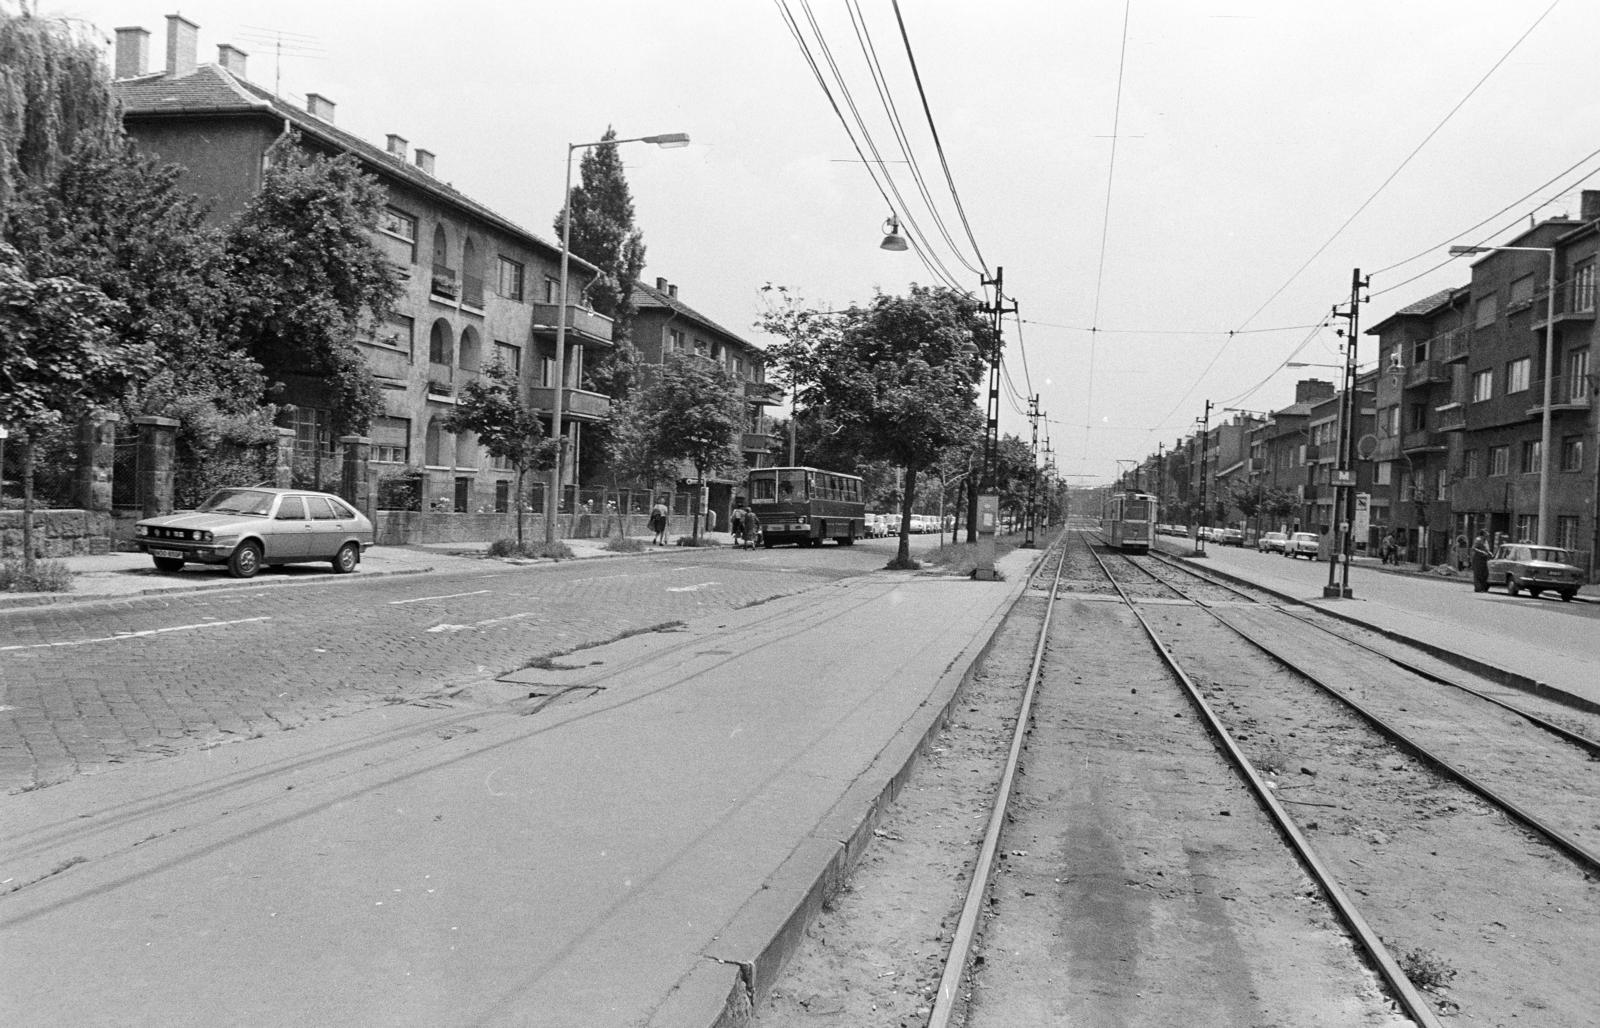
234, 24, 326, 99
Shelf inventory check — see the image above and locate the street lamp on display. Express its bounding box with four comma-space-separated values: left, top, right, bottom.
546, 131, 689, 544
1450, 243, 1557, 545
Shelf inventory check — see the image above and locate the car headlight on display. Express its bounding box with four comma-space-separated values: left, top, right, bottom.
136, 525, 149, 537
198, 530, 213, 542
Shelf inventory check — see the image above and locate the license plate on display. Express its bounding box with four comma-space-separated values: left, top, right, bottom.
150, 548, 185, 560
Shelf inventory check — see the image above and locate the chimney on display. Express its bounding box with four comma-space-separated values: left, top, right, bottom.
305, 93, 336, 123
386, 134, 408, 160
114, 26, 149, 79
655, 277, 668, 291
1583, 189, 1600, 223
414, 148, 435, 175
668, 284, 678, 298
164, 14, 198, 77
1295, 379, 1336, 404
216, 44, 248, 79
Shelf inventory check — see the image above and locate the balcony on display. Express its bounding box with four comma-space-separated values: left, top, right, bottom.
1303, 443, 1322, 461
1402, 428, 1445, 454
743, 379, 785, 404
530, 303, 615, 345
530, 385, 611, 421
1525, 376, 1592, 416
1428, 325, 1471, 363
1435, 405, 1466, 432
430, 264, 458, 301
1531, 281, 1597, 329
1404, 359, 1449, 389
1371, 435, 1401, 462
740, 432, 781, 453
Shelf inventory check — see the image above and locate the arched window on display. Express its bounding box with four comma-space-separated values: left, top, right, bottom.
424, 418, 445, 466
432, 225, 449, 269
459, 325, 481, 371
455, 428, 476, 469
462, 236, 485, 307
428, 319, 453, 366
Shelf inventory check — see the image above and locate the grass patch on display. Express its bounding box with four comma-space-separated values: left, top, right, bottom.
0, 558, 75, 593
604, 535, 648, 553
486, 538, 575, 560
1397, 946, 1457, 991
673, 535, 721, 547
517, 620, 688, 671
914, 538, 1020, 576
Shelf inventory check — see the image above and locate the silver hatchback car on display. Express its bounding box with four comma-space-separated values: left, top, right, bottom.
135, 487, 373, 578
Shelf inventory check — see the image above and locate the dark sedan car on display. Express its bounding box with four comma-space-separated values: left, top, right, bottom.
1486, 543, 1584, 602
135, 487, 373, 578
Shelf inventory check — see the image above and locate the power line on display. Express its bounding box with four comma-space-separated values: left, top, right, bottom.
1085, 0, 1133, 445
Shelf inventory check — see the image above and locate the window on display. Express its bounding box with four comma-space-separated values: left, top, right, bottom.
1471, 369, 1493, 402
308, 496, 347, 520
455, 429, 476, 470
1557, 515, 1580, 550
1376, 462, 1392, 486
459, 327, 481, 371
1514, 514, 1537, 543
424, 419, 448, 467
1568, 349, 1589, 404
1474, 294, 1497, 328
1465, 450, 1482, 480
428, 319, 453, 366
494, 480, 510, 513
1488, 445, 1509, 476
1572, 259, 1595, 312
544, 276, 559, 303
1407, 403, 1427, 432
372, 313, 414, 357
1506, 357, 1530, 394
495, 342, 521, 375
1382, 406, 1400, 437
1509, 274, 1534, 309
668, 329, 684, 354
540, 356, 556, 388
497, 257, 524, 301
1520, 439, 1541, 474
275, 496, 306, 520
1561, 435, 1584, 472
379, 207, 417, 262
371, 416, 410, 464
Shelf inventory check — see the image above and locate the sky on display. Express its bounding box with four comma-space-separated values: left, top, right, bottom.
39, 0, 1600, 484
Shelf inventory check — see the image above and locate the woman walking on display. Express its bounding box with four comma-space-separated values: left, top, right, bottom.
1470, 532, 1492, 592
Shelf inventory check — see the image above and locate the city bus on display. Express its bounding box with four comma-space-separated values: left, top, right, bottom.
745, 467, 867, 547
1105, 491, 1157, 553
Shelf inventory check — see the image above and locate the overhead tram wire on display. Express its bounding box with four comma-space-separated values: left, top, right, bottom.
794, 0, 970, 293
849, 0, 983, 277
774, 0, 967, 293
890, 0, 989, 278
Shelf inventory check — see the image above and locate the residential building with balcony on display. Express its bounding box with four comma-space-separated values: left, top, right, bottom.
109, 16, 609, 512
629, 278, 783, 518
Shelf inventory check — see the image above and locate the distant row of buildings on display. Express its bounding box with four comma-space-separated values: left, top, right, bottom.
1139, 192, 1599, 574
109, 14, 782, 514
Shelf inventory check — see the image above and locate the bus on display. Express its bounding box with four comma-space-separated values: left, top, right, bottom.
1105, 491, 1157, 553
745, 467, 867, 547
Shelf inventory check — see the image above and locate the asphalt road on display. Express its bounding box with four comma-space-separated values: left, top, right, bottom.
0, 535, 942, 794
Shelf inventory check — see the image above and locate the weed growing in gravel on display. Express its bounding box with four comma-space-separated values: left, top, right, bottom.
1398, 946, 1457, 990
604, 535, 648, 553
0, 558, 74, 593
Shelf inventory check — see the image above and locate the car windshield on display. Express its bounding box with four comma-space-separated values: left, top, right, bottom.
1528, 547, 1573, 564
199, 488, 275, 516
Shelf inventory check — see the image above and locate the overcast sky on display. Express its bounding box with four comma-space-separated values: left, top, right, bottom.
46, 0, 1600, 483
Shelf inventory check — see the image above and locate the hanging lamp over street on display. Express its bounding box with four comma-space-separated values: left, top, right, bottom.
880, 213, 908, 251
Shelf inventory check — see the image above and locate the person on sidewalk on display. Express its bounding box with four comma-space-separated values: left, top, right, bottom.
650, 498, 669, 545
1380, 532, 1395, 565
1471, 532, 1492, 592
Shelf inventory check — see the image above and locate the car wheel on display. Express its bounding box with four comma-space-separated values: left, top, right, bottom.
151, 556, 185, 573
1505, 575, 1519, 596
1559, 590, 1575, 602
228, 541, 263, 579
332, 542, 360, 574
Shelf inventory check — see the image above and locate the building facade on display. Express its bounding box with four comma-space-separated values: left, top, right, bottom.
110, 16, 609, 513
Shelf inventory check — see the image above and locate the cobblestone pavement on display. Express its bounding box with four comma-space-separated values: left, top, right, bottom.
0, 545, 888, 793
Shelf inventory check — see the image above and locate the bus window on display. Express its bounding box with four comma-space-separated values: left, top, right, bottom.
749, 473, 776, 501
779, 469, 807, 499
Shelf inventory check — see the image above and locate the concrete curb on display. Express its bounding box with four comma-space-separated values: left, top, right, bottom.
650, 546, 1048, 1027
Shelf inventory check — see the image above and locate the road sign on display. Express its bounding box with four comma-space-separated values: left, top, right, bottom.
1332, 470, 1354, 487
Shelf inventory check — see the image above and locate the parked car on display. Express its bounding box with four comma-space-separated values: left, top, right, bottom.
1219, 528, 1245, 546
882, 514, 903, 536
135, 486, 373, 578
1487, 543, 1584, 601
1258, 531, 1289, 553
1283, 532, 1321, 559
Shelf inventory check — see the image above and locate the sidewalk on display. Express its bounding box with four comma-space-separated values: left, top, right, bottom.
0, 543, 1043, 1027
0, 532, 742, 611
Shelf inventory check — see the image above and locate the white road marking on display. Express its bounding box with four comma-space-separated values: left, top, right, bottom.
389, 590, 491, 605
667, 582, 721, 593
0, 617, 272, 652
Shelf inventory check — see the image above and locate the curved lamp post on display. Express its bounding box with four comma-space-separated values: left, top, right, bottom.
1450, 243, 1557, 545
546, 132, 689, 544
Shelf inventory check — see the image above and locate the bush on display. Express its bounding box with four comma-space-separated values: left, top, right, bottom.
486, 538, 574, 560
674, 536, 721, 547
919, 538, 1018, 576
0, 559, 75, 593
604, 535, 648, 553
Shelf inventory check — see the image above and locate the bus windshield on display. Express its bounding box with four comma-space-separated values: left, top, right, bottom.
749, 469, 809, 502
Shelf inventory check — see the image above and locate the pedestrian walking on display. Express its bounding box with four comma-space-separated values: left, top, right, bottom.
650, 497, 669, 545
1453, 532, 1468, 571
1470, 532, 1492, 592
1381, 532, 1395, 565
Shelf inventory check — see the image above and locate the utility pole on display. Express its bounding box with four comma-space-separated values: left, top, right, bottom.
1325, 268, 1368, 599
1156, 440, 1164, 523
1194, 399, 1212, 556
974, 269, 1016, 580
1023, 394, 1040, 548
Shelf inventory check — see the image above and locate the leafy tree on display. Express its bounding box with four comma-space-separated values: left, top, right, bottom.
759, 284, 990, 569
1262, 487, 1300, 529
558, 128, 650, 483
624, 353, 745, 543
225, 134, 400, 437
442, 360, 556, 548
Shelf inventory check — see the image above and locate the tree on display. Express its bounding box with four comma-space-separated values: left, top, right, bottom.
558, 128, 650, 484
442, 360, 556, 548
625, 353, 745, 543
759, 284, 990, 569
225, 134, 401, 437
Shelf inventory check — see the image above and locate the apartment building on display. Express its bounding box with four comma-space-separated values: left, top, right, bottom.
109, 16, 610, 512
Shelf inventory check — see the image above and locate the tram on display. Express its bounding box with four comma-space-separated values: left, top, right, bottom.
1105, 491, 1157, 553
746, 466, 866, 547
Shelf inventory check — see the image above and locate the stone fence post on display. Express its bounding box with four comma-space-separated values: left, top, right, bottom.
339, 436, 373, 517
133, 416, 178, 517
76, 409, 119, 513
275, 428, 296, 488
